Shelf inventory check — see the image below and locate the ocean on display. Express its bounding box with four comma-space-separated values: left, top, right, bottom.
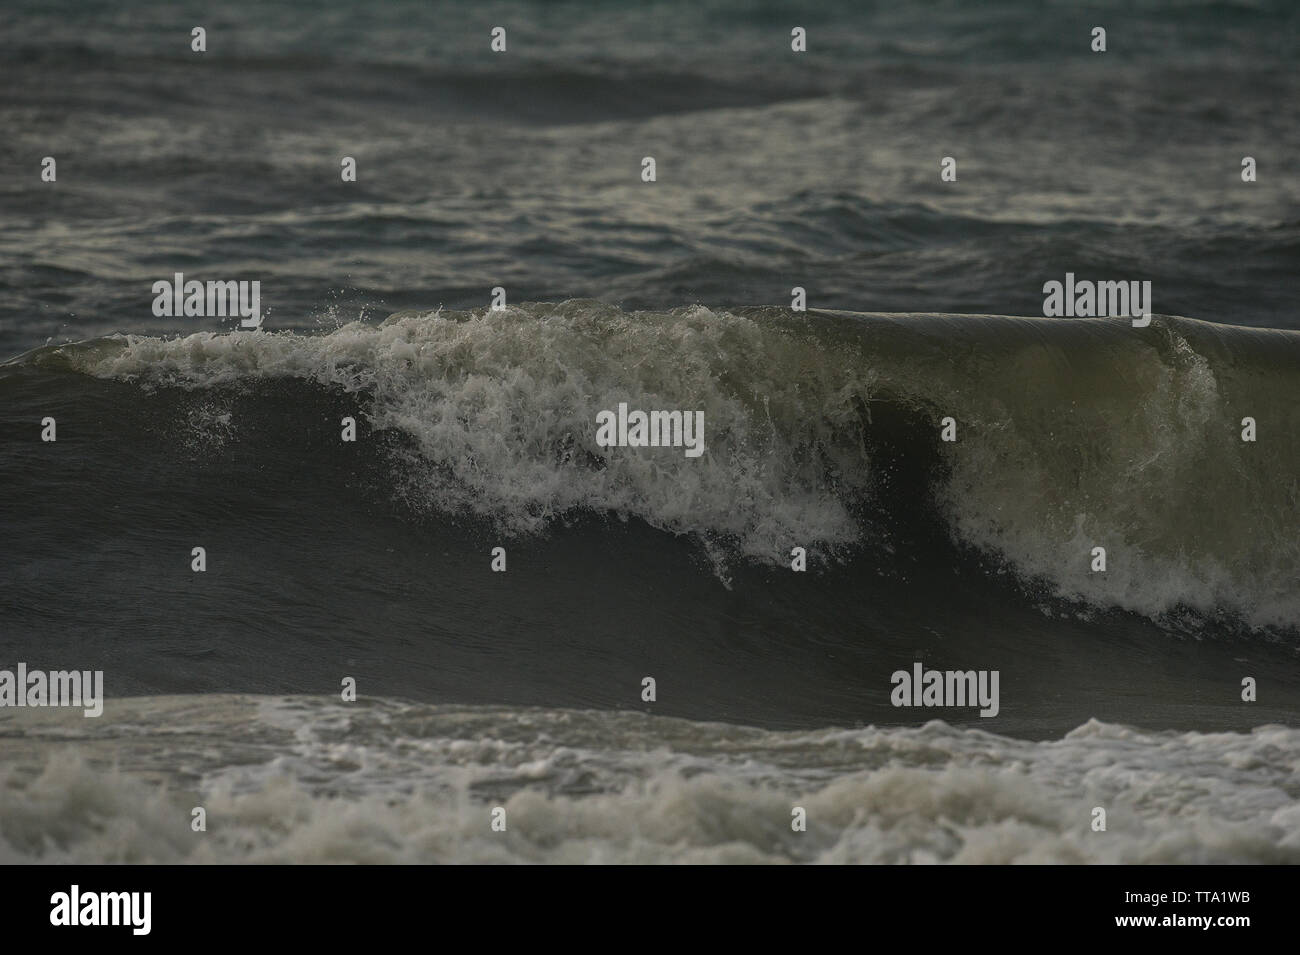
1, 0, 1297, 864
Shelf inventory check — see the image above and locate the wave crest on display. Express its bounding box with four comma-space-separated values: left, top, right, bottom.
24, 302, 1300, 629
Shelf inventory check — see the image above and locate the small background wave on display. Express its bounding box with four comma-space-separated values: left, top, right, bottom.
1, 0, 1297, 355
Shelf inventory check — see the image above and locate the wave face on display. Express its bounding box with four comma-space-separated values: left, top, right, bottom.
16, 303, 1299, 631
1, 695, 1298, 864
5, 305, 1300, 738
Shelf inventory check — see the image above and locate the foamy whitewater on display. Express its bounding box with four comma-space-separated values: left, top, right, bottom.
1, 695, 1297, 864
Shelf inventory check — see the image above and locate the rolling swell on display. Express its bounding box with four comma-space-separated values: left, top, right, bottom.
6, 303, 1297, 634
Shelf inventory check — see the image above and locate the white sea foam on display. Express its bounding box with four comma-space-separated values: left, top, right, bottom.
74, 303, 877, 562
0, 695, 1295, 864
